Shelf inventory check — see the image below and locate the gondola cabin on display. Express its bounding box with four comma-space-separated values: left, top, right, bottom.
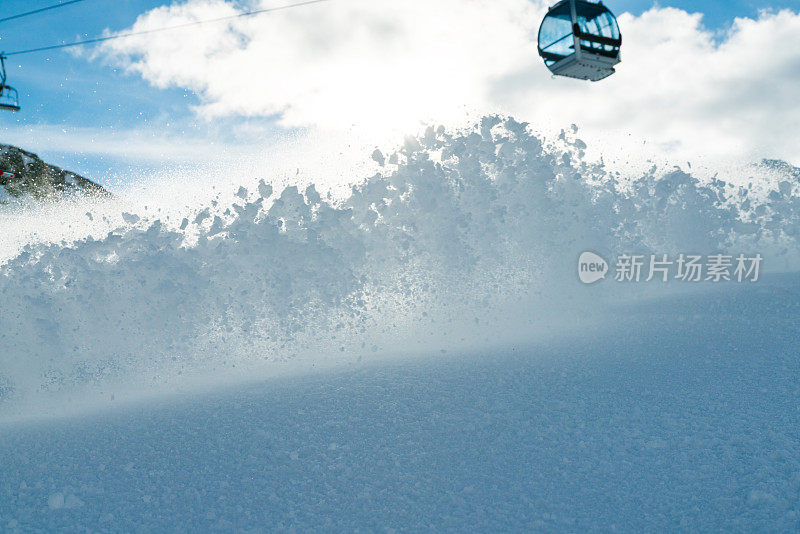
538, 0, 621, 81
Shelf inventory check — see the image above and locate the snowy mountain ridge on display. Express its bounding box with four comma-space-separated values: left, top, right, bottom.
0, 144, 108, 204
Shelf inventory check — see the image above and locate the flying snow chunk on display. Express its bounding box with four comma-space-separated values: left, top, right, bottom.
47, 493, 65, 510
47, 492, 83, 510
121, 212, 140, 225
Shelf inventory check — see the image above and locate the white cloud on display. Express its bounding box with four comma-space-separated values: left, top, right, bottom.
0, 122, 255, 163
99, 0, 800, 165
100, 0, 540, 133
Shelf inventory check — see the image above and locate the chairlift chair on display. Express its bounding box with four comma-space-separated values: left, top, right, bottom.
538, 0, 622, 81
0, 54, 20, 112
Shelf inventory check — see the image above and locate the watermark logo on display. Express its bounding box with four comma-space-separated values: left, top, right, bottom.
579, 252, 763, 284
578, 251, 609, 284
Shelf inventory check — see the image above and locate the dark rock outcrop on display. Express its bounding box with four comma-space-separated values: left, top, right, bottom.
0, 144, 108, 203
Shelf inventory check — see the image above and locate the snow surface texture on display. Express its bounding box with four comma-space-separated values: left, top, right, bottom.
2, 279, 800, 531
1, 117, 800, 530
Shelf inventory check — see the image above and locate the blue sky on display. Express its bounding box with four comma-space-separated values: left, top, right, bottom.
0, 0, 797, 186
615, 0, 799, 27
0, 0, 207, 184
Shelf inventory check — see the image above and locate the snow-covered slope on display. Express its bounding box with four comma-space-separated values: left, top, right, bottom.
1, 276, 799, 531
1, 117, 799, 530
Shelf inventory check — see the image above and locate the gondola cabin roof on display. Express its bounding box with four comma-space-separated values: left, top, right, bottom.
546, 0, 613, 20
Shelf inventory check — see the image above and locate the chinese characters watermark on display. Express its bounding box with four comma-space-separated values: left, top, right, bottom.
579, 252, 762, 284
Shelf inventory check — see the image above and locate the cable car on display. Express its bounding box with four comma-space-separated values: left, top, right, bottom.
0, 54, 20, 112
538, 0, 621, 82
